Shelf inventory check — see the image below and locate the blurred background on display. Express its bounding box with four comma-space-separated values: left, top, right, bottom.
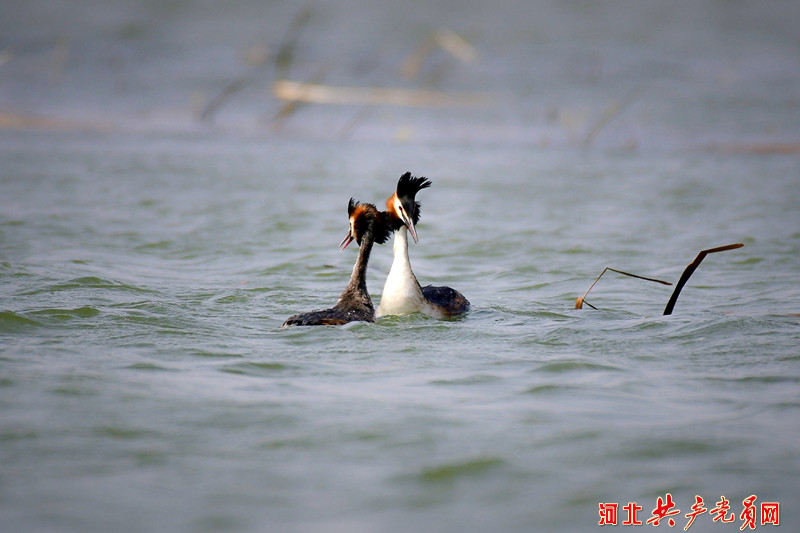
1, 0, 799, 150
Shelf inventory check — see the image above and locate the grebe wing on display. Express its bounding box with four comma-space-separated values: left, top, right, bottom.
281, 307, 375, 327
421, 285, 470, 317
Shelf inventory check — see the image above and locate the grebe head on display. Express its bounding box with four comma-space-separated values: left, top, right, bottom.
340, 198, 391, 250
386, 172, 431, 243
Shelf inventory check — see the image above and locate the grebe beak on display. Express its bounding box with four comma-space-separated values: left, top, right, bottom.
339, 231, 354, 250
398, 206, 419, 244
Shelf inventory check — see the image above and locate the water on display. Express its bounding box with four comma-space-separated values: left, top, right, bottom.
2, 1, 800, 532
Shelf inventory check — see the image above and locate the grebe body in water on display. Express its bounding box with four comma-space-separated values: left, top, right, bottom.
376, 173, 470, 319
282, 199, 390, 327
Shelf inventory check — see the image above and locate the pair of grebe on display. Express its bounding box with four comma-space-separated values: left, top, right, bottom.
282, 173, 469, 327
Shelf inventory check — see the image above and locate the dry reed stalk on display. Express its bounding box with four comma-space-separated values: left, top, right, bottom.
709, 143, 800, 155
0, 111, 109, 132
199, 6, 312, 122
274, 6, 313, 79
271, 68, 327, 129
49, 35, 71, 84
336, 106, 373, 139
0, 47, 13, 68
663, 243, 744, 315
575, 267, 672, 310
401, 28, 477, 79
582, 88, 644, 148
272, 80, 490, 107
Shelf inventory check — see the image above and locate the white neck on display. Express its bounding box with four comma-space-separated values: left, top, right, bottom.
376, 226, 425, 317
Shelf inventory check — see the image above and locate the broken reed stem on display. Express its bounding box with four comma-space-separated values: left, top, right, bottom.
582, 88, 644, 148
274, 6, 313, 79
49, 35, 71, 84
707, 142, 800, 155
402, 28, 477, 79
662, 243, 744, 316
435, 29, 478, 63
402, 37, 437, 80
199, 6, 312, 122
0, 46, 12, 68
336, 106, 373, 139
272, 80, 490, 107
576, 267, 672, 309
200, 77, 251, 122
0, 111, 111, 132
271, 68, 327, 129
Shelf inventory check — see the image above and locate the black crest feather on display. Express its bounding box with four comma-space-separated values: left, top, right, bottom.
396, 172, 432, 200
373, 211, 392, 244
395, 172, 431, 227
348, 198, 391, 245
347, 197, 358, 216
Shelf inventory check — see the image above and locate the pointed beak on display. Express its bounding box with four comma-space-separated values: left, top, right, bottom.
339, 231, 354, 250
398, 207, 419, 244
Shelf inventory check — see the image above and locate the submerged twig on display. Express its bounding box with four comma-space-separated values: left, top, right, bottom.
662, 243, 743, 315
576, 268, 672, 310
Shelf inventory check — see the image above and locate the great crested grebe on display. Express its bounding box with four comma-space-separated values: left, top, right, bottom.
282, 199, 390, 327
376, 172, 470, 318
